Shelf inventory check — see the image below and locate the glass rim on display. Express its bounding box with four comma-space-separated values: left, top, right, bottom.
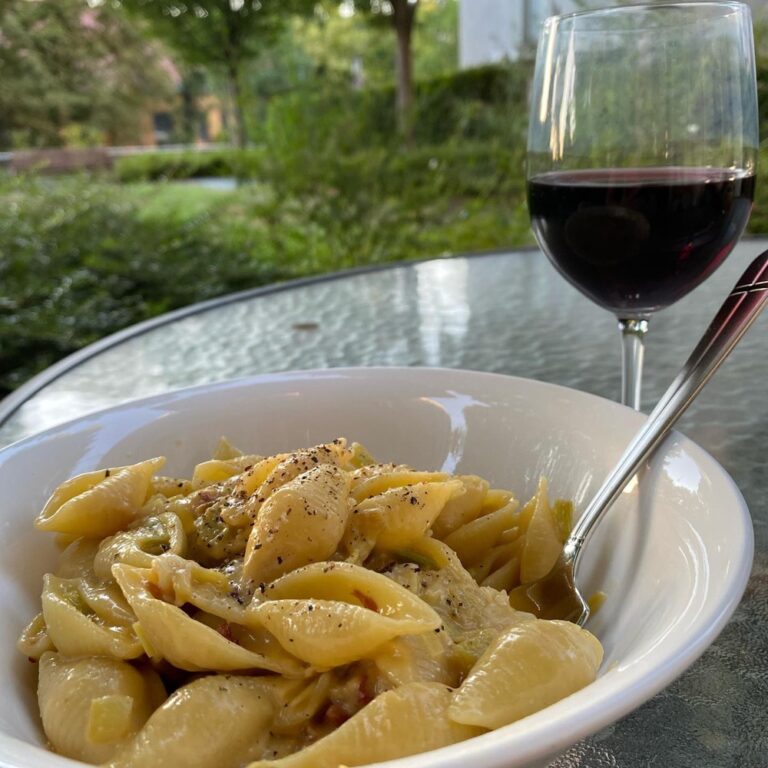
544, 1, 749, 28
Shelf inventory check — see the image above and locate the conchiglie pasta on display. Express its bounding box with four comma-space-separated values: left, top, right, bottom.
94, 512, 186, 580
367, 480, 463, 549
372, 632, 458, 687
519, 477, 565, 583
36, 457, 166, 537
270, 673, 334, 735
234, 454, 286, 498
17, 613, 54, 660
38, 652, 165, 764
150, 552, 247, 621
191, 454, 263, 488
150, 476, 193, 498
252, 598, 431, 668
449, 619, 603, 729
350, 470, 449, 503
431, 474, 491, 539
262, 560, 438, 617
20, 439, 603, 768
343, 479, 463, 561
108, 675, 284, 768
246, 682, 485, 768
243, 464, 352, 582
112, 563, 304, 675
41, 574, 142, 659
248, 441, 351, 504
250, 562, 442, 667
212, 435, 245, 460
348, 462, 405, 484
442, 499, 520, 565
55, 537, 101, 578
77, 576, 137, 625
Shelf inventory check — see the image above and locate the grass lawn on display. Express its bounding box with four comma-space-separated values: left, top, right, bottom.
127, 182, 235, 223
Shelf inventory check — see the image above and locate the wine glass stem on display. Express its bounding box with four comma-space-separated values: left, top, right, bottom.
618, 318, 649, 410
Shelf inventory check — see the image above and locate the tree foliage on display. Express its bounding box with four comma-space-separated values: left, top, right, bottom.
119, 0, 315, 146
0, 0, 173, 148
334, 0, 454, 142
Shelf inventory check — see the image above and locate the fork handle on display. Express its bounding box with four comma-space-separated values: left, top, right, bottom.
564, 249, 768, 568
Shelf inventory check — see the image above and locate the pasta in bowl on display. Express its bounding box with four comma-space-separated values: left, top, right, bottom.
18, 438, 602, 768
0, 368, 753, 768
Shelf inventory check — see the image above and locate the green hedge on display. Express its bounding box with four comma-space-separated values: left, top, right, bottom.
412, 62, 532, 143
757, 61, 768, 143
263, 62, 530, 160
264, 142, 526, 201
112, 140, 527, 201
114, 148, 266, 182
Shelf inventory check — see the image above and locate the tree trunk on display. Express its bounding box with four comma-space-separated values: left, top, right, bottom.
392, 0, 417, 144
180, 76, 196, 144
226, 59, 248, 149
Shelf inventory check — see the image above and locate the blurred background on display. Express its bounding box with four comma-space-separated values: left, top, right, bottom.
2, 0, 768, 399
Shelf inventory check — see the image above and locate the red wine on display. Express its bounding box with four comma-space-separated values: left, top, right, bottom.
527, 168, 755, 315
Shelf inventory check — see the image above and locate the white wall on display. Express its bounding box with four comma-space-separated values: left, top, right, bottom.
458, 0, 768, 70
458, 0, 521, 68
458, 0, 606, 68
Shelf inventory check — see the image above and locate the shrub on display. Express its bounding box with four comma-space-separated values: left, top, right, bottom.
262, 62, 531, 167
264, 140, 525, 200
756, 60, 768, 142
0, 175, 282, 394
410, 62, 532, 145
114, 148, 266, 182
747, 147, 768, 234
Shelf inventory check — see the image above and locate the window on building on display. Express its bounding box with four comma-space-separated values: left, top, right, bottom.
153, 112, 174, 145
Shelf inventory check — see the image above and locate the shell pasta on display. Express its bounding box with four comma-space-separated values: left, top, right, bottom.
19, 438, 603, 768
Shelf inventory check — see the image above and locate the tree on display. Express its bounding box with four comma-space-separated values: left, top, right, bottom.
390, 0, 418, 139
411, 0, 456, 80
350, 0, 420, 141
120, 0, 314, 147
0, 0, 173, 149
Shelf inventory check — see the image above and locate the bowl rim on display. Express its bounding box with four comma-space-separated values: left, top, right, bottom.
2, 364, 650, 456
0, 366, 755, 768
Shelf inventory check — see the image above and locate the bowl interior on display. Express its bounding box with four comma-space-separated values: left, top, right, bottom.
0, 368, 753, 768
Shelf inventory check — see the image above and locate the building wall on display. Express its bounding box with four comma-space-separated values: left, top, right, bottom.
458, 0, 520, 67
459, 0, 768, 69
458, 0, 598, 68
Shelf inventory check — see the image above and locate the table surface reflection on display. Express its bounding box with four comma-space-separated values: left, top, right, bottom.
1, 241, 766, 767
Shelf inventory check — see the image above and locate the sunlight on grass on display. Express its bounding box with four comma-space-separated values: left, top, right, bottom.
124, 182, 237, 223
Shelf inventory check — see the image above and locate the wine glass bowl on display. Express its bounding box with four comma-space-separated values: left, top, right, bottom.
526, 2, 758, 409
528, 168, 755, 317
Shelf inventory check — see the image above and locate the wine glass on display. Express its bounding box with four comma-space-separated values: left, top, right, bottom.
527, 2, 758, 410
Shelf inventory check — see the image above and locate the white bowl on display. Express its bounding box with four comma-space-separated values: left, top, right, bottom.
0, 368, 753, 768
